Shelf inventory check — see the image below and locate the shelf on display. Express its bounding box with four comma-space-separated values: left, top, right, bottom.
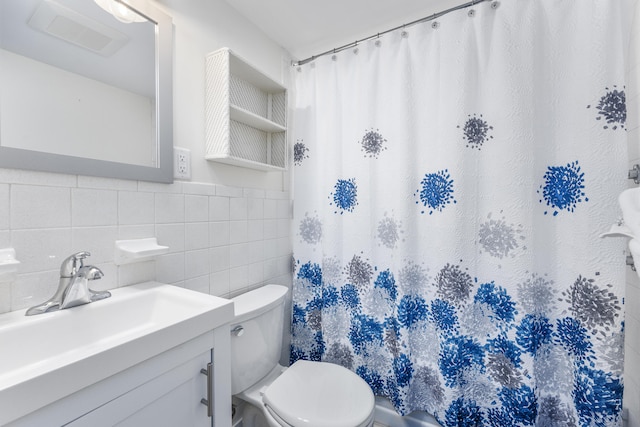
205, 48, 287, 171
204, 154, 286, 171
230, 105, 286, 133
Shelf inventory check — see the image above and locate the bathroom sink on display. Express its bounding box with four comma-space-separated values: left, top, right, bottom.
0, 281, 234, 425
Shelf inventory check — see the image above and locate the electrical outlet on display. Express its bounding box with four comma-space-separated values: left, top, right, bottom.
173, 147, 191, 180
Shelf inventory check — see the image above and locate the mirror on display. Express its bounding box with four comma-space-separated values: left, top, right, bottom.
0, 0, 173, 183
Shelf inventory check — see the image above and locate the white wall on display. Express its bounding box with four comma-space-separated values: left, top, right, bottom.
625, 1, 640, 425
155, 0, 292, 191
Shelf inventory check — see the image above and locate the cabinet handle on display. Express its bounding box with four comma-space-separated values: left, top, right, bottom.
200, 362, 213, 417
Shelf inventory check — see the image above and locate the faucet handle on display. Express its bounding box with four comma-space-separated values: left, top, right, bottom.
60, 251, 91, 277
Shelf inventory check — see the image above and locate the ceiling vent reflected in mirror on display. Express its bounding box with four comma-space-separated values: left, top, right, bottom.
28, 0, 129, 57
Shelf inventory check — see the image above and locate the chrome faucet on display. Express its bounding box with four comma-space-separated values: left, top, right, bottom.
25, 251, 111, 316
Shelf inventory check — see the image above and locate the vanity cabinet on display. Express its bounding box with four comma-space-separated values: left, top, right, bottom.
66, 349, 211, 427
8, 329, 232, 427
205, 48, 287, 171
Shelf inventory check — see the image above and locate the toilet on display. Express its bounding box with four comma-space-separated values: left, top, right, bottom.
230, 284, 375, 427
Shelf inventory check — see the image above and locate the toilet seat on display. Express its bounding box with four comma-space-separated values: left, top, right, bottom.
262, 360, 375, 427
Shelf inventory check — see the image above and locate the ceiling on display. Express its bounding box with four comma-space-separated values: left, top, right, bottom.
223, 0, 463, 61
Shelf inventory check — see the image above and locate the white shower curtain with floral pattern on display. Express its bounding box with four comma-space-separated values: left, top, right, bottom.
290, 1, 632, 425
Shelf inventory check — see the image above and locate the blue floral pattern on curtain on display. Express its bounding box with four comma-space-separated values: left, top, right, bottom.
291, 1, 630, 426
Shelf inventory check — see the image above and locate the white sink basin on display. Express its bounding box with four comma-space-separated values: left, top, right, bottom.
0, 281, 234, 425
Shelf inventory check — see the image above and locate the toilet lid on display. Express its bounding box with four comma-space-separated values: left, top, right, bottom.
263, 360, 375, 427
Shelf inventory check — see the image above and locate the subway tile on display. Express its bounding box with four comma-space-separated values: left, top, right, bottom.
0, 175, 290, 311
229, 266, 248, 293
186, 222, 209, 250
156, 252, 185, 284
156, 223, 186, 253
276, 236, 292, 257
11, 270, 59, 311
185, 195, 209, 222
0, 184, 8, 230
118, 224, 155, 240
230, 221, 248, 244
275, 255, 293, 277
248, 198, 264, 220
230, 197, 248, 220
265, 190, 288, 200
182, 182, 215, 195
209, 196, 230, 221
216, 185, 243, 198
210, 222, 230, 247
230, 243, 249, 268
263, 239, 279, 260
71, 226, 118, 264
210, 246, 230, 272
118, 260, 155, 287
277, 199, 291, 219
247, 262, 264, 286
248, 220, 264, 241
270, 273, 293, 288
264, 220, 278, 239
0, 231, 10, 252
210, 269, 230, 297
263, 257, 280, 281
72, 188, 118, 227
155, 193, 185, 224
118, 191, 154, 225
247, 240, 265, 264
11, 185, 71, 229
277, 218, 290, 237
12, 228, 72, 273
263, 199, 277, 219
185, 275, 210, 294
185, 249, 210, 279
0, 281, 10, 314
244, 188, 265, 199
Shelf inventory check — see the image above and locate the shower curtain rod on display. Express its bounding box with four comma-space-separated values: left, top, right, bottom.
292, 0, 492, 66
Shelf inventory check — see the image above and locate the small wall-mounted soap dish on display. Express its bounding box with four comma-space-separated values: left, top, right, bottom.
114, 238, 169, 265
0, 248, 20, 281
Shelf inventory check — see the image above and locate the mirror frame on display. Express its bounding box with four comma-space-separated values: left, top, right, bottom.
0, 0, 174, 183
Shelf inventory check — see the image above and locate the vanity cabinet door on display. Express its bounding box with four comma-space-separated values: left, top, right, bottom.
65, 350, 213, 427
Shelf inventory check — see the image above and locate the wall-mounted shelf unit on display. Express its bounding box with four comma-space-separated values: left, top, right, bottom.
205, 48, 287, 171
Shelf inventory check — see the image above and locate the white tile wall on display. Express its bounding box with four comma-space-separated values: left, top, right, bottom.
0, 168, 292, 314
626, 2, 640, 425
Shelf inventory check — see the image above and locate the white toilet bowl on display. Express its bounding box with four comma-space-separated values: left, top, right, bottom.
230, 285, 375, 427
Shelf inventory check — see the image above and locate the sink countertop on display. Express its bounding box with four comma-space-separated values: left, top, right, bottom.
0, 281, 234, 425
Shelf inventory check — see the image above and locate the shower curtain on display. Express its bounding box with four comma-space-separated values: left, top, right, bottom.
290, 1, 631, 425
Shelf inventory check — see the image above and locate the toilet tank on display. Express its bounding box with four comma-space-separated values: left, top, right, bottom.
230, 284, 289, 395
